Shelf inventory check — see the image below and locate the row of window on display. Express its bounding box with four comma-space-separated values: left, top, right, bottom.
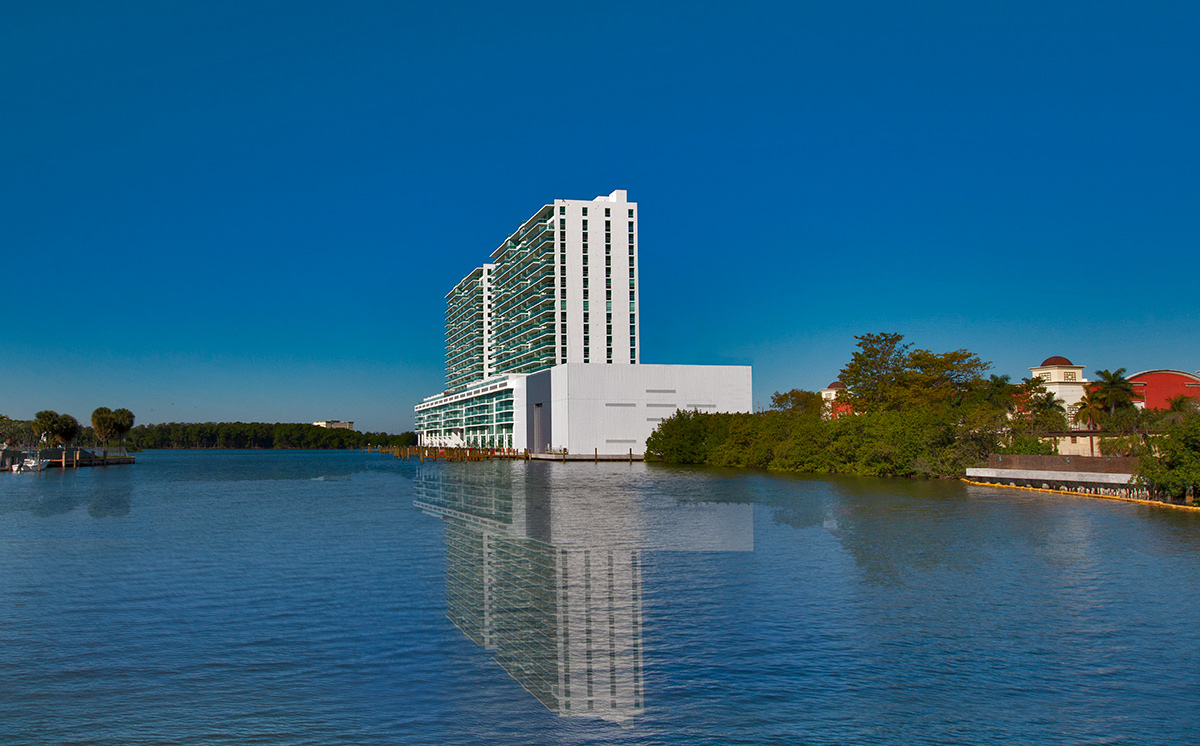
559, 205, 636, 218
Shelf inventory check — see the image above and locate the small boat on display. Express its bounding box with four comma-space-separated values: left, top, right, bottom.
14, 455, 47, 473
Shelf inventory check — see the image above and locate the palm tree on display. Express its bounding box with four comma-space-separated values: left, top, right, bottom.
50, 413, 80, 452
32, 410, 59, 451
112, 408, 135, 453
1072, 388, 1106, 456
1167, 394, 1198, 415
92, 407, 116, 460
1092, 368, 1143, 415
1073, 389, 1106, 431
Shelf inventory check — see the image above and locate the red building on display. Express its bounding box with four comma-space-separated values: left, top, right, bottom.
1128, 369, 1200, 410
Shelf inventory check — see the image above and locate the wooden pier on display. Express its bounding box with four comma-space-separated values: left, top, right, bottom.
366, 445, 642, 463
2, 448, 135, 472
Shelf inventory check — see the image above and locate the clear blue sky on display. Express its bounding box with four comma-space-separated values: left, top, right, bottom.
3, 1, 1197, 432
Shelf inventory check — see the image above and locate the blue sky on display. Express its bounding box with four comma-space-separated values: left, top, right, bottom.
2, 1, 1197, 432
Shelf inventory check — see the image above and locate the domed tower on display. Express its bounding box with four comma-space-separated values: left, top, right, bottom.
1028, 355, 1089, 414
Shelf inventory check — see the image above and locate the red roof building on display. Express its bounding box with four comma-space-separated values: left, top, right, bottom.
1128, 370, 1200, 410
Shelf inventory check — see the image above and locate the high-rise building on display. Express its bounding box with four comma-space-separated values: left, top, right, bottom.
445, 264, 493, 392
415, 190, 751, 453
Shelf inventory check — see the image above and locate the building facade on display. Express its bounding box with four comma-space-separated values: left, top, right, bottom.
415, 190, 752, 453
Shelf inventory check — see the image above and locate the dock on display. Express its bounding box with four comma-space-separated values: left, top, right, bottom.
2, 448, 135, 472
367, 445, 643, 463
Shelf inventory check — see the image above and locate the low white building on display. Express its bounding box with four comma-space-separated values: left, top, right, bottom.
417, 363, 752, 455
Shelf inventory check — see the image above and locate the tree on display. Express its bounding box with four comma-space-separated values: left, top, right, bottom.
904, 347, 991, 409
33, 410, 59, 446
837, 333, 990, 412
50, 413, 80, 449
92, 407, 116, 458
1073, 388, 1106, 431
1012, 378, 1068, 436
112, 408, 135, 451
1166, 394, 1199, 416
1137, 411, 1200, 502
837, 332, 912, 411
769, 389, 823, 416
1092, 368, 1143, 415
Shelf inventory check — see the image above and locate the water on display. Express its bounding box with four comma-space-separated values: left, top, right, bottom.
3, 450, 1199, 745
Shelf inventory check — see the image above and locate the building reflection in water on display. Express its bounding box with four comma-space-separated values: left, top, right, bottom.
414, 462, 752, 723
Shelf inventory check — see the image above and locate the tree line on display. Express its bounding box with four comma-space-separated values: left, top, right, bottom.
2, 410, 417, 451
644, 332, 1199, 499
124, 421, 417, 450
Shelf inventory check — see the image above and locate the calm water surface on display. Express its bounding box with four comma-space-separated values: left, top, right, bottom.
2, 450, 1199, 745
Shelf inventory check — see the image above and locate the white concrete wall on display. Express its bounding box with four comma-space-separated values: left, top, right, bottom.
526, 363, 752, 455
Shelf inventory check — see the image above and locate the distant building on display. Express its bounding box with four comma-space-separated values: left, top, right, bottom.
313, 420, 354, 430
415, 190, 752, 454
818, 381, 852, 419
1029, 356, 1089, 422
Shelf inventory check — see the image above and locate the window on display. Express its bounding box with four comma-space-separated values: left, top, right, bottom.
628, 222, 634, 232
583, 231, 588, 241
628, 209, 634, 217
605, 233, 611, 243
605, 208, 610, 217
584, 301, 589, 311
583, 289, 589, 299
582, 207, 588, 216
629, 301, 636, 312
559, 206, 565, 215
582, 219, 588, 229
1064, 371, 1077, 381
560, 218, 566, 228
606, 301, 612, 311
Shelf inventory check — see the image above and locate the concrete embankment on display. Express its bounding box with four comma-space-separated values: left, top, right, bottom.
965, 454, 1141, 497
963, 453, 1200, 511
